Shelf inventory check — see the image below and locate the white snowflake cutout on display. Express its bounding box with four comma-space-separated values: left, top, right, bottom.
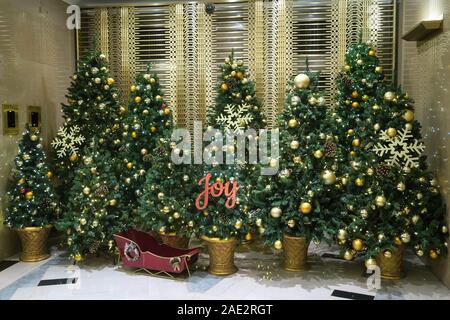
216, 103, 254, 133
51, 125, 86, 158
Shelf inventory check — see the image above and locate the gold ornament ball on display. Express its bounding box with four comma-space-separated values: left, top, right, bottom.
30, 135, 38, 142
80, 218, 87, 225
234, 220, 243, 229
107, 78, 115, 86
155, 95, 162, 102
293, 156, 301, 164
294, 73, 310, 89
82, 187, 90, 195
352, 239, 364, 251
134, 96, 142, 104
387, 128, 397, 138
384, 250, 392, 258
126, 162, 133, 169
299, 202, 312, 215
368, 49, 376, 57
236, 71, 244, 79
384, 91, 395, 102
337, 229, 348, 241
69, 154, 78, 162
375, 195, 386, 207
212, 225, 218, 232
25, 191, 33, 200
352, 101, 360, 108
442, 226, 449, 234
274, 240, 283, 250
322, 170, 337, 185
74, 254, 82, 262
131, 131, 138, 139
164, 108, 171, 115
141, 148, 148, 155
355, 178, 365, 187
270, 207, 282, 218
403, 110, 415, 122
290, 140, 300, 150
163, 206, 170, 214
109, 199, 117, 206
90, 167, 97, 174
347, 129, 355, 136
397, 182, 406, 192
18, 178, 25, 184
150, 127, 157, 133
203, 210, 209, 217
288, 119, 298, 128
256, 218, 262, 227
130, 85, 137, 92
401, 233, 411, 243
46, 171, 53, 178
188, 221, 194, 227
173, 212, 180, 219
429, 250, 439, 260
245, 232, 253, 241
365, 258, 377, 269
157, 192, 165, 200
344, 65, 351, 72
351, 91, 359, 99
362, 95, 369, 102
119, 106, 127, 114
341, 177, 349, 185
344, 250, 354, 261
352, 139, 361, 147
221, 83, 229, 91
314, 150, 323, 159
375, 66, 383, 73
416, 250, 424, 257
287, 219, 296, 228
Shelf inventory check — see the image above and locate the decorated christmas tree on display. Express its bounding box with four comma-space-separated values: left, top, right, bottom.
4, 125, 59, 228
52, 47, 122, 198
137, 140, 201, 248
57, 139, 129, 262
251, 68, 339, 270
199, 52, 266, 242
118, 68, 173, 216
330, 41, 448, 271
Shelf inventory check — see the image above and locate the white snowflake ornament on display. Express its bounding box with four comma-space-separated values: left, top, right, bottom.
373, 128, 425, 169
216, 103, 254, 133
51, 125, 86, 158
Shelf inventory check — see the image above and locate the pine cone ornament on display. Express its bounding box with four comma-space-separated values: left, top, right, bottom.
89, 240, 101, 254
324, 141, 337, 157
94, 185, 109, 197
376, 163, 390, 177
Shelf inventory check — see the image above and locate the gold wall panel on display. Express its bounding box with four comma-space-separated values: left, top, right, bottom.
78, 0, 396, 130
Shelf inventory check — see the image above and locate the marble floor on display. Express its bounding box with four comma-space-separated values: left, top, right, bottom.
0, 240, 449, 300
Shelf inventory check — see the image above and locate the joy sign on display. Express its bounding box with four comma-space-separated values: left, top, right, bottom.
195, 173, 241, 210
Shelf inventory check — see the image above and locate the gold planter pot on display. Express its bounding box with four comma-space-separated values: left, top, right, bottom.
202, 236, 238, 276
159, 232, 190, 249
15, 225, 52, 262
283, 234, 309, 272
376, 245, 404, 280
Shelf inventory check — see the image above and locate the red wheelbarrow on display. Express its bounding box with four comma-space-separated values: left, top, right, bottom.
114, 229, 201, 278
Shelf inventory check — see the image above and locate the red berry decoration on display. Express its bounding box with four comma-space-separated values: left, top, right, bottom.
20, 188, 26, 194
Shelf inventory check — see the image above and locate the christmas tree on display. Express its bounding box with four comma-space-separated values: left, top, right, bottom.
57, 139, 128, 262
252, 69, 339, 250
331, 41, 448, 264
198, 52, 266, 241
52, 47, 122, 198
118, 68, 173, 215
137, 140, 201, 240
4, 125, 59, 228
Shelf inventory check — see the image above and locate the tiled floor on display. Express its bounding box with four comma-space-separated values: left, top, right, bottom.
0, 241, 449, 300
